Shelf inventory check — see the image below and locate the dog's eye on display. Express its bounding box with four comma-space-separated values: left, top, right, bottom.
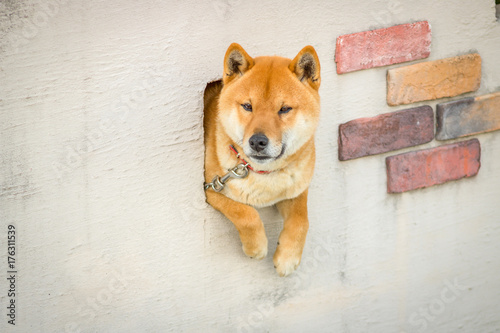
241, 103, 252, 112
278, 106, 292, 115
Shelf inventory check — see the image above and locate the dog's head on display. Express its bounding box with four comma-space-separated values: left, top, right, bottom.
218, 43, 321, 171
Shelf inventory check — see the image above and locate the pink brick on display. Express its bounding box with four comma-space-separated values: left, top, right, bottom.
335, 21, 431, 74
338, 105, 434, 161
386, 139, 481, 193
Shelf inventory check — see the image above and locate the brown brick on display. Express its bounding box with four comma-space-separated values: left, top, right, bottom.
387, 53, 481, 106
335, 21, 431, 74
436, 92, 500, 140
338, 105, 434, 161
386, 139, 480, 193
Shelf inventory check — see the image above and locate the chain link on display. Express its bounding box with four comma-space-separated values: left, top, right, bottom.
204, 163, 249, 192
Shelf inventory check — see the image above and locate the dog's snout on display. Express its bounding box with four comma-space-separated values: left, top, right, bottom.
249, 134, 269, 152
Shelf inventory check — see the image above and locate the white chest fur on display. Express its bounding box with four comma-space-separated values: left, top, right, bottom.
222, 156, 314, 208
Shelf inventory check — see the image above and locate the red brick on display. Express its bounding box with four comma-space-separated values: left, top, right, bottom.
386, 139, 481, 193
335, 21, 431, 74
436, 92, 500, 140
387, 53, 482, 106
338, 106, 434, 161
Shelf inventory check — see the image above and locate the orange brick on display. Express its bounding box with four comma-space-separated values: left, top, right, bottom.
387, 53, 481, 106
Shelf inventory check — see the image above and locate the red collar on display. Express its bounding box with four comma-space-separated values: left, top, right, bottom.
229, 145, 272, 174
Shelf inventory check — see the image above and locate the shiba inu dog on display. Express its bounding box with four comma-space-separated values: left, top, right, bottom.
204, 43, 321, 276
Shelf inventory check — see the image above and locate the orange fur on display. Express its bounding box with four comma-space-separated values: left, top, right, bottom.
204, 43, 321, 276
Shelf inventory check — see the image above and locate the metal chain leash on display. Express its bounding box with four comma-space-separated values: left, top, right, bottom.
204, 163, 250, 192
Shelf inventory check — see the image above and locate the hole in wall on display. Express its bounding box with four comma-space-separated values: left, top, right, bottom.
496, 0, 500, 20
203, 80, 223, 111
203, 79, 223, 131
202, 79, 223, 181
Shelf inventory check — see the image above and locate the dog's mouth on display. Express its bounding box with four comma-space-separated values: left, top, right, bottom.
250, 155, 272, 161
249, 144, 286, 163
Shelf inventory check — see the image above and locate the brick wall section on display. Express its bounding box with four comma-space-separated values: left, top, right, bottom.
335, 21, 431, 74
386, 53, 482, 106
338, 105, 434, 160
436, 92, 500, 140
334, 20, 500, 193
386, 139, 481, 193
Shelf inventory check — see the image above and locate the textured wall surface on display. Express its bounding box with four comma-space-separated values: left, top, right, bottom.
1, 0, 500, 332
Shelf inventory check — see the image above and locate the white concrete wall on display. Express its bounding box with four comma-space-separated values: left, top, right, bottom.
1, 0, 499, 332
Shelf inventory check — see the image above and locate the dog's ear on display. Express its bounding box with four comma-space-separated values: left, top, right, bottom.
289, 46, 321, 90
223, 43, 254, 85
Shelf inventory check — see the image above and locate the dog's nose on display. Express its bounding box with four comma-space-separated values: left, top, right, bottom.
249, 134, 269, 152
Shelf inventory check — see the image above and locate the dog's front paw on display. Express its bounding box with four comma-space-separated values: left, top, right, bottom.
240, 229, 268, 260
273, 241, 303, 277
